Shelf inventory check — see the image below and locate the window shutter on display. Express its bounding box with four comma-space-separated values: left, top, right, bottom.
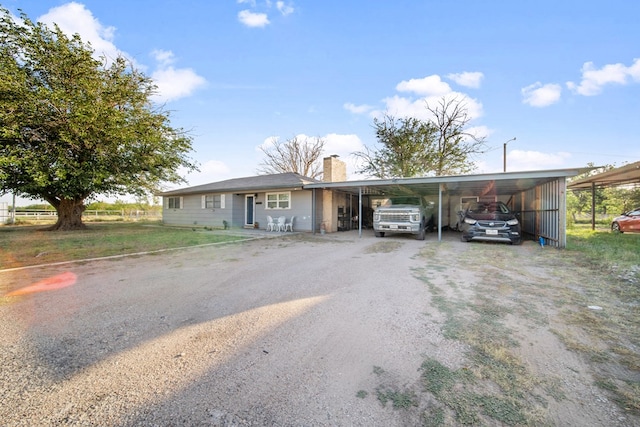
180, 197, 184, 209
201, 195, 206, 209
220, 194, 225, 209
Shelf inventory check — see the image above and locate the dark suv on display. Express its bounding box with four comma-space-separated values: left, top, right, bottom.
460, 201, 521, 245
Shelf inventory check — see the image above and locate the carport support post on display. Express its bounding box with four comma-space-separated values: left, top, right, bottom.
358, 187, 363, 238
591, 182, 596, 231
312, 188, 316, 234
559, 176, 568, 248
438, 183, 443, 243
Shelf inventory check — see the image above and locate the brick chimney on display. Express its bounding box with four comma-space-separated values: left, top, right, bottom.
323, 155, 346, 182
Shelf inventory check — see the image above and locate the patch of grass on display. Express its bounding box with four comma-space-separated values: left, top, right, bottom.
363, 241, 403, 254
567, 227, 640, 272
356, 390, 368, 399
0, 222, 248, 269
375, 387, 419, 409
420, 358, 531, 425
420, 407, 445, 427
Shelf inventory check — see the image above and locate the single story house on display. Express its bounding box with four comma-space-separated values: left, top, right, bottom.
160, 155, 587, 247
158, 156, 351, 232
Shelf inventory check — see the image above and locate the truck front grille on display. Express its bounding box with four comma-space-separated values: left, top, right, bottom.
379, 213, 411, 222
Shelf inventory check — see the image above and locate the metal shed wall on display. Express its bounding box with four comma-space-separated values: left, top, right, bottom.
513, 177, 566, 248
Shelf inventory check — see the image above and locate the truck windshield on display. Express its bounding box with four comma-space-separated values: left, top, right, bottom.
387, 197, 420, 205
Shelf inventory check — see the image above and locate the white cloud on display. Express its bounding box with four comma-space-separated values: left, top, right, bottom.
323, 133, 366, 180
238, 10, 270, 27
447, 71, 484, 88
37, 3, 205, 103
521, 82, 562, 107
151, 67, 207, 103
151, 49, 175, 67
149, 49, 207, 102
378, 92, 484, 122
343, 103, 373, 114
396, 75, 451, 96
567, 58, 640, 96
276, 1, 295, 16
323, 133, 364, 156
507, 150, 572, 171
38, 2, 121, 64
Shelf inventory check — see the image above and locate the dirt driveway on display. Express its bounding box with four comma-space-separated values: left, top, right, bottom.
0, 231, 637, 426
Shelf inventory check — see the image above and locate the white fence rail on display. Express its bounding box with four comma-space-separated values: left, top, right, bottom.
3, 209, 161, 223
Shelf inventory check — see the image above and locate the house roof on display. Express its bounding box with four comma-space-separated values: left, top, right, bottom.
304, 167, 589, 197
158, 172, 320, 196
567, 161, 640, 190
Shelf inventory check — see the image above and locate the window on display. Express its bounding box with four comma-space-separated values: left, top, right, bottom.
202, 194, 225, 209
266, 192, 290, 209
167, 197, 182, 209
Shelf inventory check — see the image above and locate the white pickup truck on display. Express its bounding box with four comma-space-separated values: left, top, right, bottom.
373, 196, 435, 240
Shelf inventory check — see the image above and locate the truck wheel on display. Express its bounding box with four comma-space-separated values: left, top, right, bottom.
374, 231, 385, 238
416, 226, 426, 240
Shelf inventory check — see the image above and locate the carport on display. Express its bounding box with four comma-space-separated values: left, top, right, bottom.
567, 160, 640, 230
306, 168, 587, 248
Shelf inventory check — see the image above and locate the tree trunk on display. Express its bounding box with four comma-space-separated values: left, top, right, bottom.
47, 198, 87, 231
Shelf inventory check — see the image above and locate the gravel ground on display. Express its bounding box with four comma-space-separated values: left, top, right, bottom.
0, 230, 637, 426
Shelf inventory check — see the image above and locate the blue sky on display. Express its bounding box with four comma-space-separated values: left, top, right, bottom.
2, 0, 640, 204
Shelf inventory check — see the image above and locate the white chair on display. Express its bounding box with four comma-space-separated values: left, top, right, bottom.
277, 216, 286, 232
266, 215, 276, 231
285, 216, 295, 232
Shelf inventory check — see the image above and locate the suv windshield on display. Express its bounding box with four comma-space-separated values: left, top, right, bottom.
467, 202, 510, 214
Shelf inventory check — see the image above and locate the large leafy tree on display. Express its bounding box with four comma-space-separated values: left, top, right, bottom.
354, 115, 437, 178
0, 8, 197, 230
354, 96, 487, 178
257, 135, 325, 179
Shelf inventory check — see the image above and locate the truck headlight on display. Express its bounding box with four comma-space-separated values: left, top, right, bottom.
464, 217, 477, 225
506, 218, 519, 226
411, 214, 419, 222
373, 212, 380, 221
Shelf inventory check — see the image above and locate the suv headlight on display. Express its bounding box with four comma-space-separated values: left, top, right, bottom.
506, 218, 519, 226
464, 217, 477, 225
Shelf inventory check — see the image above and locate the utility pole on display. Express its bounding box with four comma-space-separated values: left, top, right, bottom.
503, 137, 516, 172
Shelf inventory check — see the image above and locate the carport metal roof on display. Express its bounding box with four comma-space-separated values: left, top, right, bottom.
305, 168, 587, 197
566, 160, 640, 230
306, 167, 588, 248
567, 161, 640, 190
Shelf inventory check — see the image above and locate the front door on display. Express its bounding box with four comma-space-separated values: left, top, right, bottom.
245, 195, 255, 227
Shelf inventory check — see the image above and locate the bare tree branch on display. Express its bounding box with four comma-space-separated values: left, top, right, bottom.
425, 96, 488, 175
257, 136, 325, 179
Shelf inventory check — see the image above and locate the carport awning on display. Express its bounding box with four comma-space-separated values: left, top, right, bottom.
567, 161, 640, 190
305, 168, 587, 197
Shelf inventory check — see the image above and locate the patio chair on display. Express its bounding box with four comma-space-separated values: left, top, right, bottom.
277, 216, 286, 232
266, 215, 276, 231
285, 216, 295, 232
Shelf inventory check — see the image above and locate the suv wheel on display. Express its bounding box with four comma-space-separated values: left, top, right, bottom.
375, 231, 385, 238
416, 226, 426, 240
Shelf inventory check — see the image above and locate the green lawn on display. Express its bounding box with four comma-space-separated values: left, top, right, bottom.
0, 222, 249, 270
567, 225, 640, 271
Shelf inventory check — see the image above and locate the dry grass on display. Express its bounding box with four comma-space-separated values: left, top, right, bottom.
0, 222, 248, 270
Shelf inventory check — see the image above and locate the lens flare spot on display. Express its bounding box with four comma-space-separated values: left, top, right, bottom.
5, 271, 77, 297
